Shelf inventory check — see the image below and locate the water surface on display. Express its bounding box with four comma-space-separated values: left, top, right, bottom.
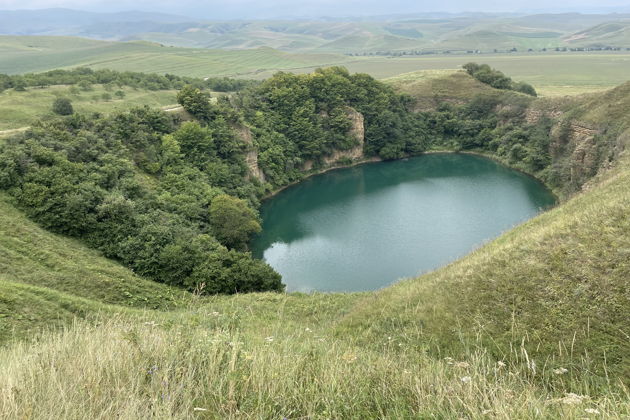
252, 154, 556, 292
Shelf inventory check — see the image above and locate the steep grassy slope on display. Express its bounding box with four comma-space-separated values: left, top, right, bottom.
0, 193, 188, 343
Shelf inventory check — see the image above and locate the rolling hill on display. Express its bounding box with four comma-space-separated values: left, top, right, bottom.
2, 9, 630, 54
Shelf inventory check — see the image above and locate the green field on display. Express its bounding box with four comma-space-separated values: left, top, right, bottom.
0, 84, 179, 131
2, 36, 630, 97
0, 36, 351, 78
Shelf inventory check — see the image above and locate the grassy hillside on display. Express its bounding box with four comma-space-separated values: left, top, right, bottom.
384, 69, 497, 110
0, 84, 178, 131
0, 192, 188, 343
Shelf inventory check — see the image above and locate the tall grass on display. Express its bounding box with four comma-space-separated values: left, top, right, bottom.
1, 313, 628, 419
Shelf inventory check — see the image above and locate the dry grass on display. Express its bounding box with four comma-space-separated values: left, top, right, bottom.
1, 314, 628, 419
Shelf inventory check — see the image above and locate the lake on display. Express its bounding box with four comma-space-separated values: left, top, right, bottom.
251, 153, 556, 292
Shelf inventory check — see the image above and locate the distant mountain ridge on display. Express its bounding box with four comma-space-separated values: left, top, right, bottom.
0, 8, 629, 52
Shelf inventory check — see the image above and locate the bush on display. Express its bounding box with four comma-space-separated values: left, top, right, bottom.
52, 97, 74, 115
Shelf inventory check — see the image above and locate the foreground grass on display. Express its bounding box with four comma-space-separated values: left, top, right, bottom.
1, 311, 628, 419
0, 85, 178, 131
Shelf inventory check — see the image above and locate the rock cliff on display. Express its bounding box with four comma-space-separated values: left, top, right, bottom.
321, 107, 365, 166
234, 125, 266, 183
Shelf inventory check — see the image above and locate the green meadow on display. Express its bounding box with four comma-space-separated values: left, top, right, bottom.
2, 36, 630, 97
0, 84, 179, 131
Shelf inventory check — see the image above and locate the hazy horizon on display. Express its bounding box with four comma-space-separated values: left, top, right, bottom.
1, 1, 630, 20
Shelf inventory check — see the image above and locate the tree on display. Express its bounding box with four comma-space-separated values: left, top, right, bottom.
512, 81, 537, 97
114, 90, 125, 99
13, 79, 26, 92
209, 194, 261, 250
78, 80, 93, 91
176, 85, 210, 120
52, 97, 74, 115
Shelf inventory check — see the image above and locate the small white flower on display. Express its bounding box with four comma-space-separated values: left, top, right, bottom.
553, 367, 569, 375
560, 393, 588, 405
497, 361, 506, 367
193, 407, 208, 412
454, 361, 470, 369
305, 327, 312, 333
264, 336, 274, 343
460, 376, 472, 383
584, 408, 600, 414
211, 311, 220, 316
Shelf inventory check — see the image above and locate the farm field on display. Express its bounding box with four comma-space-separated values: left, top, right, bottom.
0, 36, 352, 78
2, 36, 630, 97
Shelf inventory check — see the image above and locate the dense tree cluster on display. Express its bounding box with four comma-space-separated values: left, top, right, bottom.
0, 107, 280, 294
233, 67, 429, 185
0, 68, 258, 93
463, 63, 537, 96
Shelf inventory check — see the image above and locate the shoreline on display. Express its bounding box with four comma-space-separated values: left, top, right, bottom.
262, 149, 558, 203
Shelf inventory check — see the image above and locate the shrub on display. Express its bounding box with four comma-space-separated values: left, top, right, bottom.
52, 97, 74, 115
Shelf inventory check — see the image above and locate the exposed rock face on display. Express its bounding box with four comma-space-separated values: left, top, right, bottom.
321, 107, 365, 166
234, 125, 265, 183
549, 119, 602, 191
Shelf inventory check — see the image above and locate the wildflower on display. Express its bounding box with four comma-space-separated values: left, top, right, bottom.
144, 321, 159, 327
559, 393, 589, 405
193, 407, 209, 412
584, 408, 600, 414
454, 361, 470, 369
497, 361, 506, 368
211, 311, 220, 316
147, 365, 158, 375
553, 367, 568, 375
341, 351, 358, 363
460, 376, 472, 383
305, 327, 312, 333
444, 357, 454, 365
264, 336, 274, 343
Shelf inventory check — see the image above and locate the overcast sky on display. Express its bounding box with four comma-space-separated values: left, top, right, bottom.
1, 0, 629, 19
